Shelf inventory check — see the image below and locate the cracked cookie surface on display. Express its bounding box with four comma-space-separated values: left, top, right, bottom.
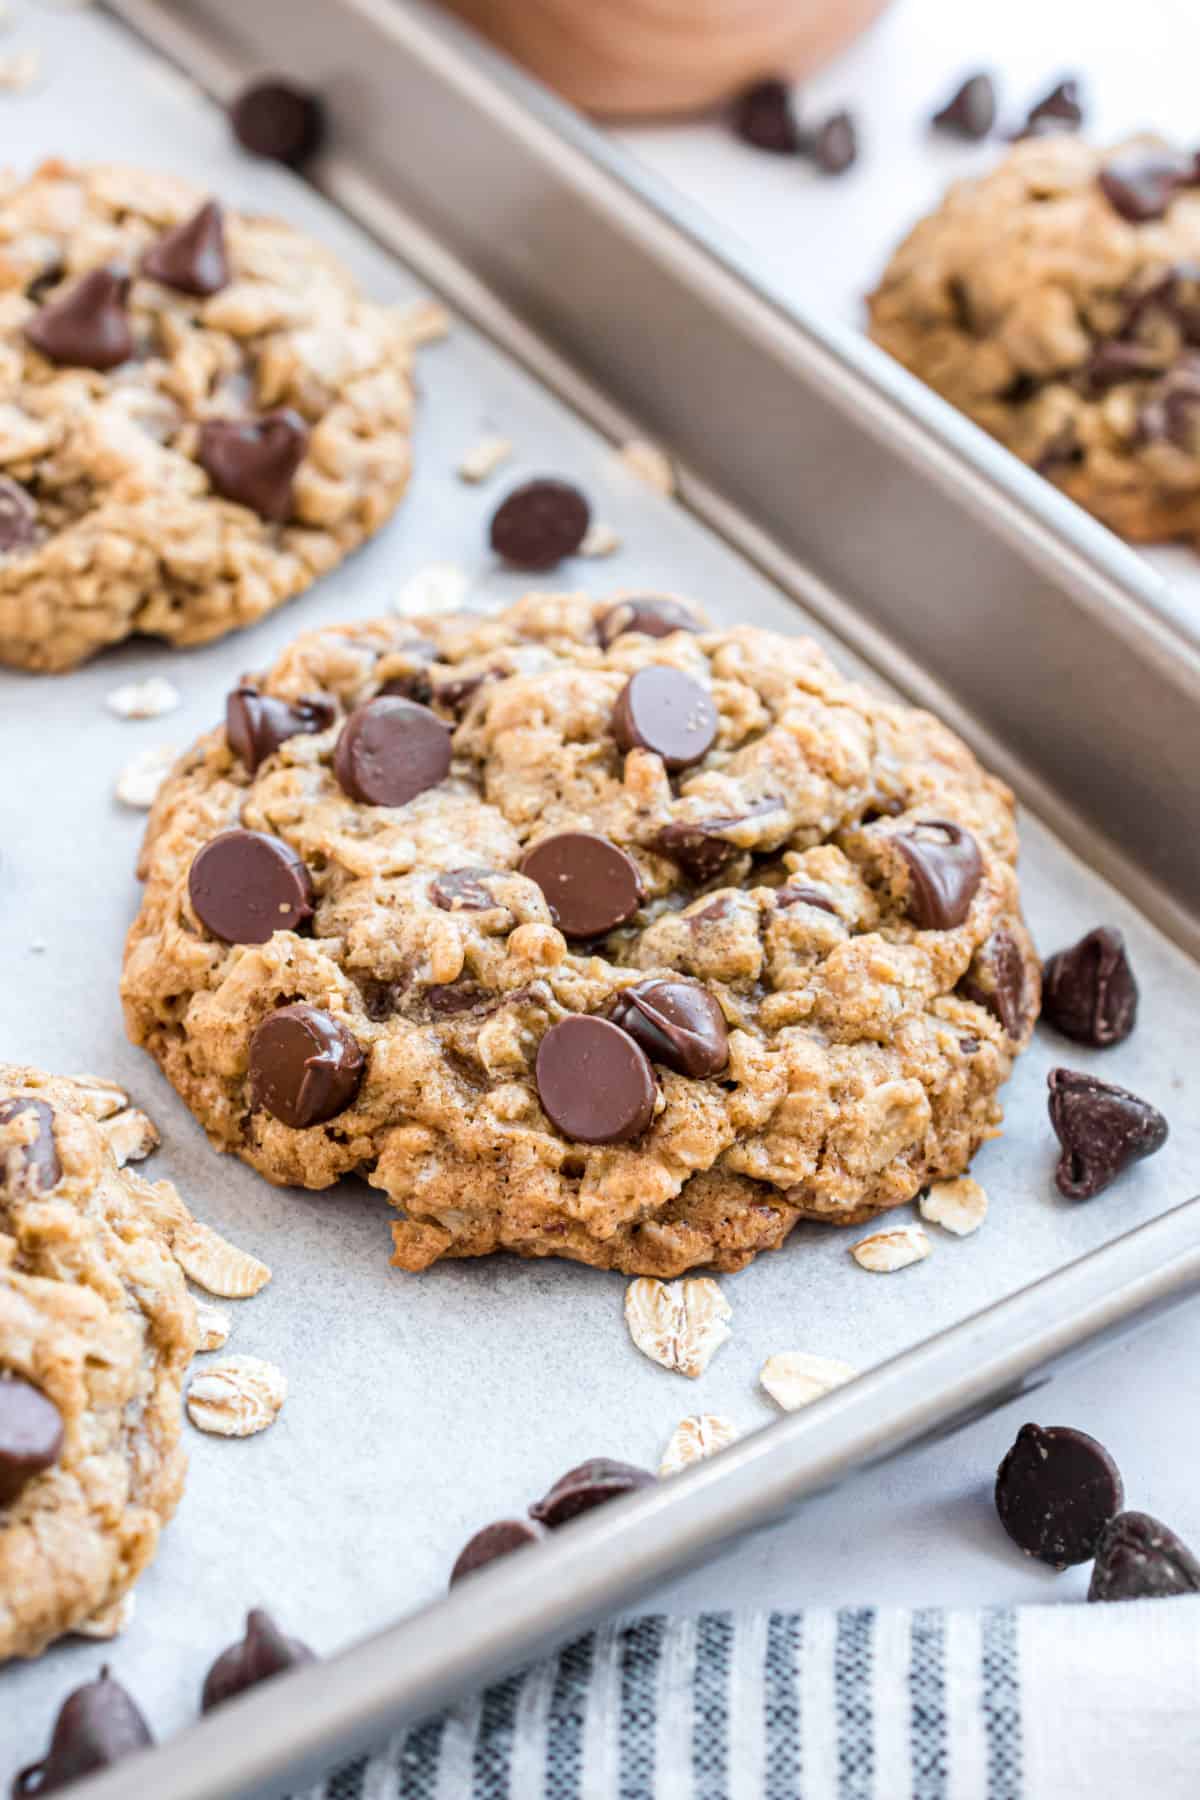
0, 160, 414, 671
122, 593, 1039, 1279
868, 136, 1200, 545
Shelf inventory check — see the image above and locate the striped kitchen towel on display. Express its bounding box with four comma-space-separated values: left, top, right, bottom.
312, 1600, 1200, 1799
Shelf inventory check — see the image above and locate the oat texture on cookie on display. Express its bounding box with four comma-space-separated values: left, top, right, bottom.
122, 591, 1040, 1279
0, 160, 415, 671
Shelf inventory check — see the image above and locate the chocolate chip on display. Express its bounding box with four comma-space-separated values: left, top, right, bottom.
1124, 263, 1200, 345
896, 820, 982, 929
226, 684, 335, 775
230, 78, 324, 165
188, 828, 314, 945
0, 476, 36, 553
1047, 1067, 1167, 1199
15, 1670, 153, 1796
432, 668, 501, 716
519, 832, 643, 938
732, 78, 801, 154
1042, 927, 1137, 1047
608, 979, 728, 1078
0, 1098, 60, 1194
1084, 339, 1165, 390
141, 199, 230, 296
931, 72, 996, 140
529, 1458, 656, 1527
333, 696, 451, 808
611, 667, 717, 771
202, 1609, 315, 1712
426, 982, 485, 1015
597, 596, 700, 647
0, 1375, 64, 1507
449, 1519, 544, 1585
430, 868, 499, 912
809, 110, 858, 175
198, 409, 308, 522
489, 478, 590, 570
249, 1003, 364, 1128
25, 267, 133, 371
775, 883, 840, 916
1089, 1510, 1200, 1603
536, 1015, 657, 1144
1162, 378, 1200, 453
995, 1422, 1124, 1567
959, 926, 1032, 1040
378, 640, 438, 706
1098, 148, 1194, 223
1017, 77, 1084, 137
654, 804, 782, 883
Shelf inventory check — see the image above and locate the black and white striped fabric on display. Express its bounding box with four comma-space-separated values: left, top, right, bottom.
304, 1600, 1200, 1798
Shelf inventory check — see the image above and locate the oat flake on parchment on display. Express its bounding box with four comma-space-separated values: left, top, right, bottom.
659, 1414, 739, 1476
187, 1355, 286, 1438
624, 1276, 732, 1379
194, 1301, 232, 1354
919, 1176, 988, 1237
393, 561, 470, 618
106, 676, 181, 720
760, 1352, 859, 1413
850, 1224, 931, 1273
578, 522, 621, 558
457, 435, 513, 483
398, 298, 451, 347
171, 1220, 270, 1299
114, 744, 178, 809
618, 439, 676, 496
99, 1105, 159, 1168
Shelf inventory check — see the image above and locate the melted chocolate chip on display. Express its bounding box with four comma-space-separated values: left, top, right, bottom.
1047, 1067, 1167, 1200
896, 821, 982, 929
231, 78, 325, 165
0, 476, 36, 553
535, 1015, 657, 1144
529, 1458, 656, 1527
611, 666, 717, 770
931, 72, 996, 140
519, 832, 643, 939
809, 110, 858, 175
1089, 1510, 1200, 1603
1042, 927, 1138, 1047
1084, 340, 1165, 390
430, 869, 499, 912
202, 1610, 315, 1712
188, 828, 314, 945
654, 807, 779, 883
432, 668, 501, 716
15, 1670, 153, 1796
995, 1422, 1124, 1567
249, 1003, 364, 1129
25, 267, 133, 371
141, 199, 230, 296
198, 409, 308, 522
732, 78, 801, 154
597, 596, 700, 647
1125, 263, 1200, 345
489, 479, 590, 570
775, 883, 840, 916
0, 1375, 64, 1507
450, 1519, 544, 1585
0, 1098, 60, 1194
608, 979, 728, 1078
226, 684, 335, 774
959, 926, 1032, 1040
1098, 148, 1194, 223
333, 696, 451, 808
426, 982, 486, 1015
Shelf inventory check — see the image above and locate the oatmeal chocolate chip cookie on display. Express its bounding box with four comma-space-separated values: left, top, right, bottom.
0, 1066, 198, 1660
867, 134, 1200, 546
121, 592, 1039, 1278
0, 160, 415, 672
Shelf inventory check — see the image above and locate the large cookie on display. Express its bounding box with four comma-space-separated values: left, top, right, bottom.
868, 135, 1200, 545
122, 593, 1039, 1278
0, 1068, 202, 1660
0, 161, 414, 671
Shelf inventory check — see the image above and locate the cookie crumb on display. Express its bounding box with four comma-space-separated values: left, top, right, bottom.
99, 1106, 159, 1168
106, 676, 181, 720
73, 1592, 136, 1642
398, 298, 451, 346
186, 1355, 286, 1438
578, 522, 621, 558
618, 439, 675, 496
393, 561, 470, 618
0, 49, 41, 92
760, 1351, 858, 1412
660, 1414, 738, 1475
457, 435, 513, 483
851, 1224, 931, 1272
919, 1175, 988, 1236
194, 1301, 232, 1353
115, 744, 177, 810
625, 1276, 732, 1379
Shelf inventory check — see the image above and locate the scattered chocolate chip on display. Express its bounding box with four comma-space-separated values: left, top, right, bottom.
611, 666, 717, 771
489, 478, 590, 570
188, 828, 314, 945
597, 596, 700, 647
141, 199, 230, 296
536, 1015, 657, 1145
0, 1098, 60, 1194
775, 883, 840, 916
959, 926, 1033, 1040
1084, 340, 1165, 390
15, 1669, 153, 1796
25, 267, 133, 371
225, 684, 335, 775
430, 868, 499, 912
450, 1519, 544, 1585
896, 820, 982, 929
608, 979, 728, 1078
1047, 1068, 1167, 1200
1017, 77, 1084, 137
1042, 927, 1138, 1047
198, 409, 308, 522
0, 1375, 64, 1507
201, 1610, 315, 1712
995, 1422, 1124, 1567
529, 1458, 656, 1527
333, 695, 452, 808
1098, 148, 1194, 223
249, 1003, 364, 1128
1089, 1510, 1200, 1603
931, 72, 996, 140
519, 831, 643, 939
230, 78, 324, 165
809, 110, 858, 175
732, 78, 801, 154
0, 476, 36, 553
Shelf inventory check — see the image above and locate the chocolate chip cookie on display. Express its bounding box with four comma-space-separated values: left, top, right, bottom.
122, 592, 1039, 1278
0, 160, 414, 671
1, 1067, 197, 1660
868, 135, 1200, 545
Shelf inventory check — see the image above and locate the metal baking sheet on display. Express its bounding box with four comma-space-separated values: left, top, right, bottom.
1, 1, 1199, 1792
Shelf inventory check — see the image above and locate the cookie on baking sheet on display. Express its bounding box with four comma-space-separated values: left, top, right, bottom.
122, 591, 1040, 1279
0, 1066, 197, 1661
868, 135, 1200, 546
0, 160, 415, 672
